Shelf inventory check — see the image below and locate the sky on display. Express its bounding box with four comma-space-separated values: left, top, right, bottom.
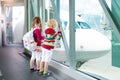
60, 0, 111, 15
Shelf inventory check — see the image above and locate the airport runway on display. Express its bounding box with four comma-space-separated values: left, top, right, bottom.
79, 51, 120, 80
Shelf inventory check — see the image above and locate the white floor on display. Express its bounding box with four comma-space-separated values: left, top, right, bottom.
79, 52, 120, 80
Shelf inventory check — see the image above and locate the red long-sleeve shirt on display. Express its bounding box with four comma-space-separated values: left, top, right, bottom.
33, 28, 44, 46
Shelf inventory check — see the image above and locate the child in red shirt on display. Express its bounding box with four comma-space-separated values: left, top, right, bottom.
30, 17, 44, 71
39, 19, 61, 77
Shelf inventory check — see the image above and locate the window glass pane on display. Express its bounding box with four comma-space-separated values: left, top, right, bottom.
75, 0, 120, 80
48, 0, 120, 79
51, 0, 70, 66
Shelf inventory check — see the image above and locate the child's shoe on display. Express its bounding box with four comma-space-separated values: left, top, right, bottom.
39, 71, 44, 75
29, 68, 35, 72
30, 68, 34, 71
42, 72, 51, 77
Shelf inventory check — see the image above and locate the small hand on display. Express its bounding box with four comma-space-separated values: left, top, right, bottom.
37, 48, 42, 52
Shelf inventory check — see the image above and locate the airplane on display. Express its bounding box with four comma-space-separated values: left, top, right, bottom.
52, 13, 111, 67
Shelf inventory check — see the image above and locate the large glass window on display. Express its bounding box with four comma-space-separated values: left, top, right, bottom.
46, 0, 120, 79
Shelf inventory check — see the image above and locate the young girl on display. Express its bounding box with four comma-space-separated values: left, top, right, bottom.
30, 17, 44, 71
39, 19, 61, 77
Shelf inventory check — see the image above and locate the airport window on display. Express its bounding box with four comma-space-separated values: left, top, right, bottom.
51, 0, 120, 80
45, 0, 120, 79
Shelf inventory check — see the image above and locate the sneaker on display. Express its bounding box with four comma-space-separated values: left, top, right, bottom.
39, 71, 44, 75
42, 72, 51, 77
30, 68, 34, 71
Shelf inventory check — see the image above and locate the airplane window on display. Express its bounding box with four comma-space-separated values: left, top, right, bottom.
77, 21, 91, 29
75, 22, 80, 29
77, 21, 90, 29
62, 21, 91, 30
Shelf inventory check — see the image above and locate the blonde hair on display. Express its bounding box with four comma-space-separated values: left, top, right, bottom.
46, 19, 58, 28
32, 17, 42, 30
